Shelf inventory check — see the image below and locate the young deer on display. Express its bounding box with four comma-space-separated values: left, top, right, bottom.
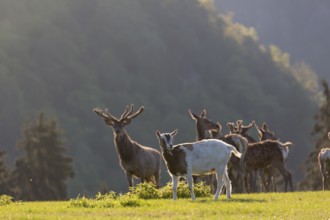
318, 132, 330, 190
189, 110, 248, 193
156, 129, 242, 201
93, 104, 161, 189
237, 138, 293, 193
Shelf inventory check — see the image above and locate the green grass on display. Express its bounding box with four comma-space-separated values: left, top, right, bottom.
0, 191, 329, 219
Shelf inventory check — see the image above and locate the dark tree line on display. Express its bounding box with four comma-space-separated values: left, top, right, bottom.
300, 80, 330, 190
0, 112, 74, 201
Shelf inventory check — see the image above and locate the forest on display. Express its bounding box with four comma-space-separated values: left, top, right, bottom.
0, 0, 325, 198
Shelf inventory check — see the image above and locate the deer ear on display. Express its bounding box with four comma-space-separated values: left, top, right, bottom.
257, 129, 262, 139
328, 132, 330, 140
200, 109, 206, 118
188, 109, 198, 120
171, 129, 178, 136
156, 130, 161, 138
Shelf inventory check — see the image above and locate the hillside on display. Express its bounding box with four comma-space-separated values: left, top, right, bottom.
0, 0, 319, 196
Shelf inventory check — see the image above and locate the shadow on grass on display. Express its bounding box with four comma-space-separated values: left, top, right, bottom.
224, 198, 267, 203
195, 198, 267, 203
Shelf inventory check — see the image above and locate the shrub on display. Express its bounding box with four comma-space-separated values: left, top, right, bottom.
159, 181, 211, 199
0, 195, 13, 206
129, 183, 160, 199
118, 194, 144, 207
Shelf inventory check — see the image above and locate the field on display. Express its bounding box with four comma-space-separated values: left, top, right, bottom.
0, 191, 329, 219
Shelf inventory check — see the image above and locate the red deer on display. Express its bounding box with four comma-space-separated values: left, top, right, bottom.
237, 138, 294, 193
156, 129, 242, 201
189, 110, 248, 193
188, 109, 220, 192
93, 104, 161, 189
318, 132, 330, 190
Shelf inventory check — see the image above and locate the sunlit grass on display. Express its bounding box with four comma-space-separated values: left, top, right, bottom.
0, 191, 329, 219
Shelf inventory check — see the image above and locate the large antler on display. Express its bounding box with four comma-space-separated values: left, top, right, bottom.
119, 104, 135, 120
93, 107, 118, 121
126, 105, 144, 120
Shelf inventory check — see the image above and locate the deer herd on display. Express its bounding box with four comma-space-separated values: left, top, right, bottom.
93, 104, 330, 201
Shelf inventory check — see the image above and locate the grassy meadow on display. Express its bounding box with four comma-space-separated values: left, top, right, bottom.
0, 190, 329, 219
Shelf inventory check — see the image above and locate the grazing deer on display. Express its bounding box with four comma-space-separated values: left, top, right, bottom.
318, 132, 330, 190
93, 104, 161, 189
156, 129, 242, 201
189, 110, 248, 193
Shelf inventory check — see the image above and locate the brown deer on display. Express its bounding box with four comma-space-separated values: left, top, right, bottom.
189, 110, 248, 193
93, 104, 161, 189
318, 132, 330, 190
227, 120, 271, 192
237, 138, 294, 193
188, 109, 220, 192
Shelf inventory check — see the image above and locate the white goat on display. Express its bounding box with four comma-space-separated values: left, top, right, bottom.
156, 129, 242, 201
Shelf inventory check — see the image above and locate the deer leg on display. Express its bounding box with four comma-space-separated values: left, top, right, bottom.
244, 171, 250, 193
259, 168, 268, 192
154, 171, 160, 188
273, 162, 293, 192
250, 170, 258, 192
126, 173, 133, 187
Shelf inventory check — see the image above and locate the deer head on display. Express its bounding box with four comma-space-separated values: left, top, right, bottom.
189, 109, 220, 140
93, 104, 144, 136
255, 122, 278, 141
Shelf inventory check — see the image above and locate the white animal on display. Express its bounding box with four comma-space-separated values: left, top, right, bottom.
156, 129, 242, 201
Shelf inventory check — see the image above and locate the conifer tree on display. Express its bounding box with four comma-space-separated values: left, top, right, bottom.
300, 80, 330, 190
12, 112, 74, 200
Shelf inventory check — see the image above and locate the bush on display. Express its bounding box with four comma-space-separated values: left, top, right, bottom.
0, 195, 13, 206
129, 183, 160, 199
118, 194, 145, 207
159, 181, 211, 199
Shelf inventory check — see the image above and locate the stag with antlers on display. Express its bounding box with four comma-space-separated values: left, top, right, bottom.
93, 104, 161, 189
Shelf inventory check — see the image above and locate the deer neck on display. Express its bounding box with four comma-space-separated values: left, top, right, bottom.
196, 127, 207, 141
113, 129, 135, 161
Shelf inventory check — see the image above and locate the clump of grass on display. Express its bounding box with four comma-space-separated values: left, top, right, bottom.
159, 181, 211, 199
128, 182, 160, 199
70, 196, 96, 208
118, 194, 145, 207
0, 195, 13, 206
70, 181, 211, 208
70, 191, 145, 208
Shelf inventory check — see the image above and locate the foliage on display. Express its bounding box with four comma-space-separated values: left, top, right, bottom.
0, 0, 319, 195
128, 182, 160, 199
70, 192, 145, 208
300, 80, 330, 190
70, 181, 211, 208
127, 182, 211, 199
0, 195, 13, 206
0, 151, 12, 195
11, 112, 74, 201
159, 181, 211, 199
